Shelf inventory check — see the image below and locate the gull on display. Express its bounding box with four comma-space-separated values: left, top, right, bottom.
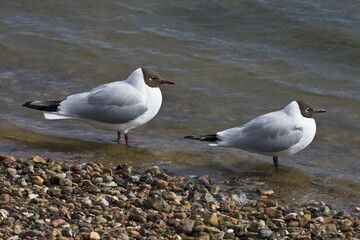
185, 101, 326, 168
23, 68, 174, 143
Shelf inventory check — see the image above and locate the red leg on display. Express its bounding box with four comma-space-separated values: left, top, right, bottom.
125, 133, 129, 144
117, 131, 121, 142
273, 156, 279, 170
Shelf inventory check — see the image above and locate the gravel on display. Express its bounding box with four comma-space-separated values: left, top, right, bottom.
0, 153, 359, 239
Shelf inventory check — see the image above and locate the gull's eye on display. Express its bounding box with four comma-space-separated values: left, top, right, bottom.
149, 76, 156, 81
305, 107, 311, 112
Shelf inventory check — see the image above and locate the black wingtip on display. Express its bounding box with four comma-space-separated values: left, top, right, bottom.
184, 134, 218, 142
22, 101, 32, 108
22, 100, 61, 111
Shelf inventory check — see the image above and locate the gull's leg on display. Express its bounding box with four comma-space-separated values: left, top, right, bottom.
117, 131, 121, 143
124, 133, 129, 144
273, 156, 279, 170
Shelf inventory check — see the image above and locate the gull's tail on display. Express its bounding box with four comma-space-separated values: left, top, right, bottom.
184, 134, 219, 144
22, 100, 61, 112
23, 100, 74, 120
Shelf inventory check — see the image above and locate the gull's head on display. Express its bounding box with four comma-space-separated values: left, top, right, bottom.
141, 68, 175, 88
296, 100, 326, 118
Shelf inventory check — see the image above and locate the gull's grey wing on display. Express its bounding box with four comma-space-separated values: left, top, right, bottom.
58, 82, 148, 123
217, 112, 303, 153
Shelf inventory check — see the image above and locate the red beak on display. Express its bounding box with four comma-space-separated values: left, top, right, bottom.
314, 109, 326, 113
160, 79, 175, 85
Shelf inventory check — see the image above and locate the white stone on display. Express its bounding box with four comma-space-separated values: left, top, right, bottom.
28, 193, 38, 200
0, 209, 9, 218
315, 216, 324, 223
101, 198, 109, 207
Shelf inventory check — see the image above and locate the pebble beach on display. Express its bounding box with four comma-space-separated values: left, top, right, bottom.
0, 153, 359, 240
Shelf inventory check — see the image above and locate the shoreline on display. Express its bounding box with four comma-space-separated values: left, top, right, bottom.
0, 154, 359, 239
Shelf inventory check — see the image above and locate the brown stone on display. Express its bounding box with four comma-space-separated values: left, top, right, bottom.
52, 228, 62, 237
48, 162, 62, 172
0, 193, 10, 203
163, 191, 177, 201
284, 212, 297, 221
323, 216, 333, 224
354, 220, 360, 230
174, 212, 187, 219
82, 180, 94, 186
52, 218, 65, 227
341, 218, 353, 231
265, 207, 283, 218
154, 179, 168, 189
258, 199, 278, 207
257, 201, 267, 208
32, 155, 46, 164
103, 168, 113, 176
287, 220, 299, 227
31, 176, 44, 185
184, 201, 192, 210
89, 231, 101, 240
325, 223, 338, 234
204, 213, 218, 227
197, 234, 211, 240
176, 219, 195, 235
0, 154, 16, 165
194, 225, 221, 234
71, 165, 81, 171
298, 213, 311, 227
242, 206, 258, 215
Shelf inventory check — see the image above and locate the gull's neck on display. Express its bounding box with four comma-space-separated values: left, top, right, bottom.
283, 101, 302, 118
126, 68, 147, 90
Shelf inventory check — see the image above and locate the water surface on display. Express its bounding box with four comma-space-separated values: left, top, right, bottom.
0, 1, 359, 211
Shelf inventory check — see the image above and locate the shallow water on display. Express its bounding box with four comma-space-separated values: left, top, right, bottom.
0, 1, 359, 211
